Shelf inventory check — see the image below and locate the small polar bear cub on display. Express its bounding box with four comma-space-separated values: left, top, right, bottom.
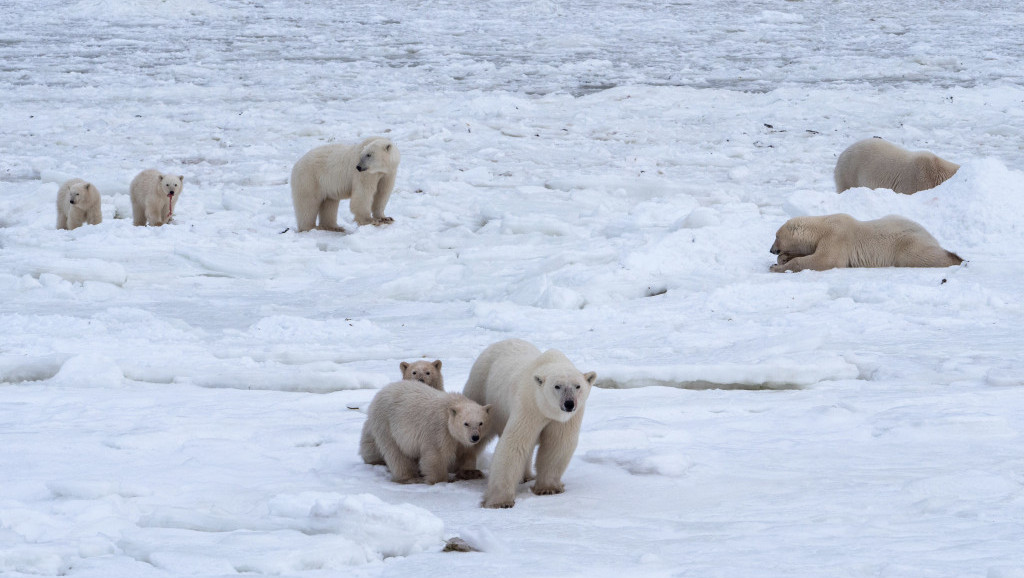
130, 169, 184, 226
400, 359, 444, 391
834, 138, 960, 195
290, 137, 400, 232
463, 338, 596, 509
360, 380, 491, 484
56, 178, 102, 230
770, 213, 964, 272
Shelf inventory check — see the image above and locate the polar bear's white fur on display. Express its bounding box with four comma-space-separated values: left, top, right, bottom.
130, 169, 184, 226
56, 178, 102, 230
463, 338, 596, 508
360, 380, 491, 484
290, 137, 399, 232
400, 359, 444, 391
770, 213, 964, 272
834, 138, 960, 195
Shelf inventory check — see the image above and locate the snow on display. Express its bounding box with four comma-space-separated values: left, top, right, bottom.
2, 0, 1023, 576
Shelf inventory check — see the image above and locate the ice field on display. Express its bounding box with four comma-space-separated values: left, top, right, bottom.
1, 0, 1024, 576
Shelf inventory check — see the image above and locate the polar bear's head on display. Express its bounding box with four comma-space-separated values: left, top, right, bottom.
68, 182, 100, 209
158, 174, 184, 198
400, 359, 444, 391
770, 217, 820, 263
355, 138, 397, 174
447, 399, 491, 447
533, 370, 597, 423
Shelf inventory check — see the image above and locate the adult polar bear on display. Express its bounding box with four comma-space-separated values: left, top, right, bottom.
463, 339, 596, 509
834, 138, 959, 195
290, 137, 399, 232
769, 213, 963, 272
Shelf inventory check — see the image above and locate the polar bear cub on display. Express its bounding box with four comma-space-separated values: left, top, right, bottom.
360, 380, 491, 484
290, 137, 400, 232
400, 359, 444, 391
130, 169, 184, 226
56, 178, 102, 230
770, 213, 963, 272
463, 338, 596, 508
834, 138, 959, 195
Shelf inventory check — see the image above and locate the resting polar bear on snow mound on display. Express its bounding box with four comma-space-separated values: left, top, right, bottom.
834, 138, 960, 195
290, 137, 399, 232
56, 178, 102, 230
463, 338, 596, 509
770, 213, 963, 272
360, 380, 491, 484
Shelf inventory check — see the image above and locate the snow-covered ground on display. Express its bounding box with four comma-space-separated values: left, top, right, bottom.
2, 1, 1024, 576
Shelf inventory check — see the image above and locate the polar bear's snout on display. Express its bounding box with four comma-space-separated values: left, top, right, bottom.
470, 434, 481, 443
770, 240, 780, 255
356, 164, 367, 172
562, 399, 576, 412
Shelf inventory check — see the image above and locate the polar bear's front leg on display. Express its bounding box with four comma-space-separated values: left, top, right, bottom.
348, 180, 375, 226
482, 420, 541, 508
371, 173, 395, 225
770, 251, 844, 272
532, 418, 581, 495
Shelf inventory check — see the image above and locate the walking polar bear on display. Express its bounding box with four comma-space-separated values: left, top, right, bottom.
360, 380, 491, 484
834, 138, 960, 195
769, 213, 963, 272
400, 359, 444, 391
130, 169, 184, 226
290, 137, 399, 232
56, 178, 102, 230
463, 339, 596, 509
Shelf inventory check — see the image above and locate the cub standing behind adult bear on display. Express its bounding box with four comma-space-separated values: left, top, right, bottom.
463, 338, 596, 509
290, 137, 399, 232
130, 169, 184, 226
770, 213, 963, 272
834, 137, 960, 195
56, 178, 102, 230
360, 380, 491, 484
400, 359, 444, 391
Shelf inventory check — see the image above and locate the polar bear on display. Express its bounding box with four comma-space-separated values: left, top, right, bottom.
56, 178, 102, 230
769, 213, 963, 272
290, 137, 399, 232
400, 359, 444, 391
359, 380, 491, 484
834, 138, 960, 195
463, 338, 596, 508
130, 169, 184, 226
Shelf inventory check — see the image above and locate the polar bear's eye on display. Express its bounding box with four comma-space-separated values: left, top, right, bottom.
554, 385, 561, 390
575, 385, 581, 390
464, 422, 469, 427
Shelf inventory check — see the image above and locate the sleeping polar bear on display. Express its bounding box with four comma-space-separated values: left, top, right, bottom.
770, 214, 963, 272
834, 138, 960, 195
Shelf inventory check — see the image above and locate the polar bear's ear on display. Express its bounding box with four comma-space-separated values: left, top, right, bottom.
385, 143, 392, 152
158, 175, 164, 182
179, 175, 184, 182
534, 375, 544, 387
84, 183, 93, 192
400, 362, 409, 373
483, 404, 492, 414
450, 407, 458, 418
584, 372, 597, 385
432, 360, 442, 370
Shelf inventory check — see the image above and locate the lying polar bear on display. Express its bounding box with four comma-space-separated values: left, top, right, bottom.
834, 138, 959, 195
770, 214, 963, 272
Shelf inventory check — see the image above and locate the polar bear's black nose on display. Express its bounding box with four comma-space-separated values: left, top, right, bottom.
770, 242, 780, 255
562, 400, 575, 412
471, 435, 480, 443
356, 165, 366, 172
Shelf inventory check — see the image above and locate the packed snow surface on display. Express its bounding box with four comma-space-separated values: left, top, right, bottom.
2, 0, 1023, 576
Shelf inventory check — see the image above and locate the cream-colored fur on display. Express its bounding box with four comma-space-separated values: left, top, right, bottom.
56, 178, 102, 230
130, 169, 184, 226
290, 137, 399, 232
770, 213, 963, 272
834, 138, 959, 195
400, 359, 444, 391
463, 338, 596, 509
359, 380, 491, 484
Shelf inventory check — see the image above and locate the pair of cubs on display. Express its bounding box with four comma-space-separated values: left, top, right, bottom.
360, 339, 597, 509
770, 138, 963, 272
55, 169, 184, 230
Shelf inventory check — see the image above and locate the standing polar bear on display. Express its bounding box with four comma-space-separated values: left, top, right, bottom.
770, 213, 963, 272
463, 338, 596, 509
130, 169, 184, 226
56, 178, 102, 230
290, 137, 399, 232
359, 380, 491, 484
834, 138, 960, 195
